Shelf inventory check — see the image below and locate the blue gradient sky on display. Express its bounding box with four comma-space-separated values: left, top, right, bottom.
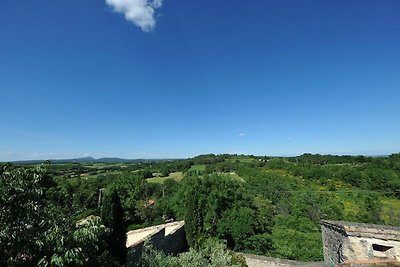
1, 0, 400, 160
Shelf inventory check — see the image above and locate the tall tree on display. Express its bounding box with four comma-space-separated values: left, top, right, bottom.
101, 189, 127, 265
183, 174, 206, 247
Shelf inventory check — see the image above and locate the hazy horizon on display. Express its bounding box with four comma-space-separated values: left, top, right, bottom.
3, 150, 398, 162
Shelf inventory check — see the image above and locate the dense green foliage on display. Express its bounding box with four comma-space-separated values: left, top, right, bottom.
138, 239, 246, 267
0, 165, 53, 266
2, 153, 400, 265
182, 173, 272, 252
0, 164, 116, 266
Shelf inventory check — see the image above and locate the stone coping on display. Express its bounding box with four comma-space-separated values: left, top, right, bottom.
126, 220, 184, 248
320, 220, 400, 241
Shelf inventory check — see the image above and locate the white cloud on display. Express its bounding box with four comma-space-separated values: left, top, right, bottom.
151, 0, 162, 8
238, 133, 246, 137
106, 0, 163, 32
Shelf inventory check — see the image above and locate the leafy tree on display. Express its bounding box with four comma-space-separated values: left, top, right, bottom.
142, 170, 154, 179
242, 233, 273, 255
0, 164, 114, 266
183, 173, 266, 251
0, 164, 53, 266
217, 206, 257, 250
113, 172, 146, 221
38, 216, 115, 267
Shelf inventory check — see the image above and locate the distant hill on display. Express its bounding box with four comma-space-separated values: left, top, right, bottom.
7, 157, 173, 164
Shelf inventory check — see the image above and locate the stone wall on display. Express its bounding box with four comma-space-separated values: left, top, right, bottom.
321, 220, 400, 266
126, 221, 187, 263
344, 236, 400, 262
321, 220, 347, 265
127, 227, 166, 264
155, 222, 187, 255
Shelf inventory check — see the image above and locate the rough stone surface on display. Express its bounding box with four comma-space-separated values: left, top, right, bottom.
321, 220, 400, 266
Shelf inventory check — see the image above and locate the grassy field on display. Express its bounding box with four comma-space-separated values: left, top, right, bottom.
146, 171, 184, 184
218, 172, 245, 182
188, 164, 206, 172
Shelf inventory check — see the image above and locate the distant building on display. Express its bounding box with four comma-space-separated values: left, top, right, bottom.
320, 220, 400, 266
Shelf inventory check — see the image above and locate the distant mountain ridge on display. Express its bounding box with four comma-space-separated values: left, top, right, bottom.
7, 157, 174, 164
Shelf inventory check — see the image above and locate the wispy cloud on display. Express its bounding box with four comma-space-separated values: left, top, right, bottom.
238, 133, 246, 137
106, 0, 163, 32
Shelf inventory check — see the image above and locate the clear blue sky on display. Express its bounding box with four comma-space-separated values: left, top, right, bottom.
1, 0, 400, 160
